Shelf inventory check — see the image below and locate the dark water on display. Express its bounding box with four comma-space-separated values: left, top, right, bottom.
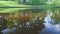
1, 9, 60, 34
1, 14, 60, 34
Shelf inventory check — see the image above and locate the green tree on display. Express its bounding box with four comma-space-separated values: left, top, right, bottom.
18, 0, 47, 5
28, 0, 47, 5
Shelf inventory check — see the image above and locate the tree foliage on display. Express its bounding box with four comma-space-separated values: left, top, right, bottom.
30, 0, 46, 5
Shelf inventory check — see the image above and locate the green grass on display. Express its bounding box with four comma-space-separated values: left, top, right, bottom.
0, 1, 30, 13
0, 8, 32, 13
0, 1, 59, 13
0, 1, 19, 6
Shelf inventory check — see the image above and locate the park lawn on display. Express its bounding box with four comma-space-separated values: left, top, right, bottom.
0, 8, 32, 13
0, 1, 30, 13
0, 1, 30, 6
0, 1, 52, 13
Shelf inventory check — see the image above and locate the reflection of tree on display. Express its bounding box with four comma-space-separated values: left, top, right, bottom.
23, 0, 26, 3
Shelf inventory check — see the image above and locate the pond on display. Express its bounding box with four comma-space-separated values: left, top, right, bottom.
0, 8, 60, 34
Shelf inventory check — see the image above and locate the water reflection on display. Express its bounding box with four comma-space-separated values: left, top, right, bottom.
1, 13, 60, 34
0, 12, 45, 34
0, 9, 60, 34
40, 14, 60, 34
1, 27, 16, 34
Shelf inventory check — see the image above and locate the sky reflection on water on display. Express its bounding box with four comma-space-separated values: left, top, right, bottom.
40, 15, 60, 34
